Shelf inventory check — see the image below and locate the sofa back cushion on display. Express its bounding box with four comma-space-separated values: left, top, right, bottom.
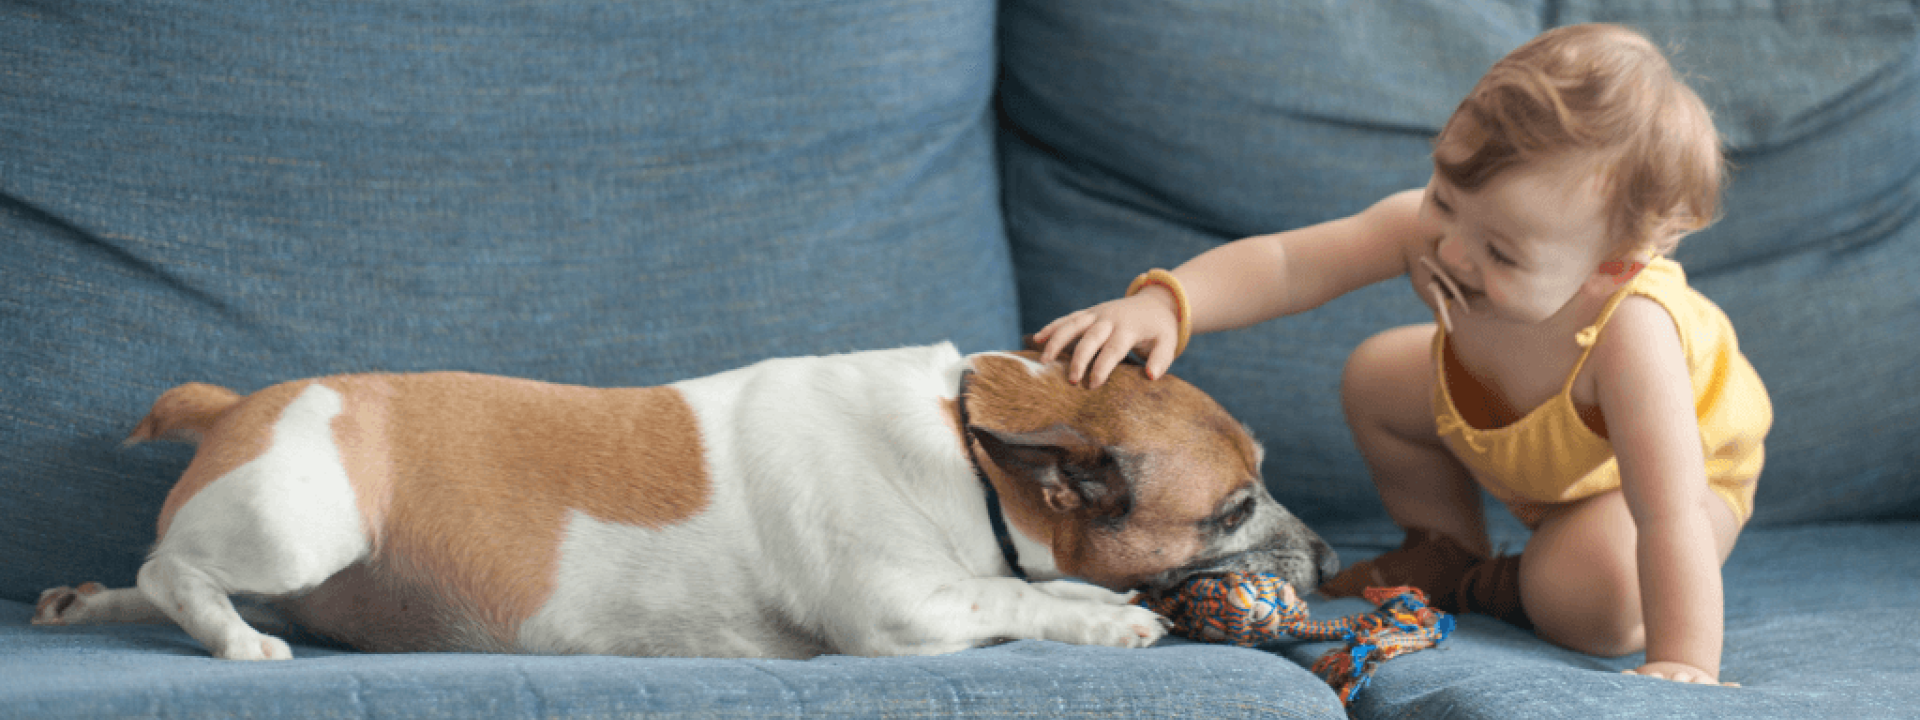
0, 0, 1013, 603
1000, 0, 1920, 526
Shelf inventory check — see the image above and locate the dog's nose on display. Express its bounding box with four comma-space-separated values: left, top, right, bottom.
1314, 539, 1341, 585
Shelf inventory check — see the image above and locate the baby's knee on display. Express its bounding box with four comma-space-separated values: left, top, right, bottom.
1541, 605, 1645, 658
1525, 560, 1645, 657
1340, 325, 1435, 422
1343, 326, 1425, 383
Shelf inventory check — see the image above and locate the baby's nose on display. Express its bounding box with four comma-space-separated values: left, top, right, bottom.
1436, 237, 1477, 283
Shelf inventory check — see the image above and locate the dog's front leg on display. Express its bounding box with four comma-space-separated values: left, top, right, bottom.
859, 577, 1168, 656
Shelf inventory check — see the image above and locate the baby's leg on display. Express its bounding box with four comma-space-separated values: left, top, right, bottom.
1340, 323, 1488, 554
1521, 489, 1741, 656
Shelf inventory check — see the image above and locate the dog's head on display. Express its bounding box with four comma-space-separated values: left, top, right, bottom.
960, 350, 1338, 597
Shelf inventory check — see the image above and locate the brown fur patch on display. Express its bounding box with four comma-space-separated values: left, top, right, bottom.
126, 383, 243, 446
329, 377, 397, 548
323, 373, 711, 644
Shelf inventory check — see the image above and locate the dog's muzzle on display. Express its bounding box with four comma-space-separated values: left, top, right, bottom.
1140, 536, 1340, 602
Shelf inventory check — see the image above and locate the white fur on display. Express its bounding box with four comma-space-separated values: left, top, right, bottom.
137, 383, 369, 660
520, 342, 1160, 658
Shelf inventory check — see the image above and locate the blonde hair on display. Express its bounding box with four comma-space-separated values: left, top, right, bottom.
1434, 23, 1723, 256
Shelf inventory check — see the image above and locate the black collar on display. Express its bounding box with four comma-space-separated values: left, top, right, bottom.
956, 370, 1028, 580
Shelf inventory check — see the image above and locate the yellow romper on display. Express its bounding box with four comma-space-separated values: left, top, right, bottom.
1430, 258, 1772, 529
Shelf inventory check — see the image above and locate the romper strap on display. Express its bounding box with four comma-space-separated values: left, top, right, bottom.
1563, 271, 1644, 394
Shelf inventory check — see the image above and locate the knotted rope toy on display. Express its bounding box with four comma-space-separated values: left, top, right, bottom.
1139, 573, 1455, 706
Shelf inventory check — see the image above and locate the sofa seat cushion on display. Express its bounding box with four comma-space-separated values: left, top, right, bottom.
1, 608, 1347, 719
1299, 521, 1920, 719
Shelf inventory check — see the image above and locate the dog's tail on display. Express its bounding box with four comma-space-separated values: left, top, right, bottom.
125, 383, 244, 446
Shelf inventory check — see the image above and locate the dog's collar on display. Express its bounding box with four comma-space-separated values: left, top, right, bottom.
956, 369, 1028, 580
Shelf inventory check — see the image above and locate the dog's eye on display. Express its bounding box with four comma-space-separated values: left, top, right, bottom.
1219, 499, 1254, 531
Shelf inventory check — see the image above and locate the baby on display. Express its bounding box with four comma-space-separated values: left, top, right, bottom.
1035, 23, 1771, 686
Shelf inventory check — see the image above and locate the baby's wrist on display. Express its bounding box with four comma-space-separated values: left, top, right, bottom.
1126, 269, 1193, 357
1131, 284, 1178, 319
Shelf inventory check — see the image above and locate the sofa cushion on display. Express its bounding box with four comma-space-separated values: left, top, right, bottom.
999, 0, 1920, 525
0, 0, 1018, 604
1303, 521, 1920, 718
0, 607, 1348, 719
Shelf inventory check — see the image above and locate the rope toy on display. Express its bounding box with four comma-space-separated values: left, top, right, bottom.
1139, 573, 1455, 706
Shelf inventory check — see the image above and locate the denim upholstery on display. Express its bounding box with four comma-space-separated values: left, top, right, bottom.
2, 0, 1016, 598
4, 0, 1917, 717
0, 610, 1344, 718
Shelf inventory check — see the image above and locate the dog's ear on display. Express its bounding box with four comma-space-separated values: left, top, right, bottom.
970, 424, 1131, 520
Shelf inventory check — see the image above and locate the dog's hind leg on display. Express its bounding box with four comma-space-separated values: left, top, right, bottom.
34, 583, 171, 625
136, 383, 372, 660
137, 554, 298, 660
34, 580, 287, 635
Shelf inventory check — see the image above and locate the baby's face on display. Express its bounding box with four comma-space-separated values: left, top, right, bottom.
1419, 149, 1620, 326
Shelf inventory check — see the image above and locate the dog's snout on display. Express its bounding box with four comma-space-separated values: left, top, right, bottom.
1247, 500, 1338, 589
1314, 537, 1341, 585
1150, 531, 1337, 597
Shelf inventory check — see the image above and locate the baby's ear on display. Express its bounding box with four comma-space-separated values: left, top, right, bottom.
1586, 251, 1649, 296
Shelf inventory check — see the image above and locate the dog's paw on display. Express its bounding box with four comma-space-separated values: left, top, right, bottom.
1061, 602, 1168, 649
33, 582, 107, 625
212, 630, 294, 661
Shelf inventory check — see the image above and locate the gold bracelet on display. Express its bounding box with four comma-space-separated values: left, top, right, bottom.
1126, 268, 1193, 359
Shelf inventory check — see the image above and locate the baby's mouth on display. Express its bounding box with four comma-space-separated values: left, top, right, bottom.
1419, 256, 1480, 332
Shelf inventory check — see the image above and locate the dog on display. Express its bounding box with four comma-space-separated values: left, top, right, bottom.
34, 342, 1336, 660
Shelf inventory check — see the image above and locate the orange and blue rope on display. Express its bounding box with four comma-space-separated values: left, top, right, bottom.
1140, 573, 1454, 706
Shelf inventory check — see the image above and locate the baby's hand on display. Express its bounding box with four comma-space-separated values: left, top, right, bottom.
1034, 289, 1181, 388
1623, 661, 1738, 687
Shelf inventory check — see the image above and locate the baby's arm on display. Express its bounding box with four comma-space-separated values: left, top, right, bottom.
1037, 189, 1431, 386
1587, 296, 1732, 685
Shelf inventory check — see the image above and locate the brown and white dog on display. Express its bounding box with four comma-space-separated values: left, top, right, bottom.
34, 343, 1336, 660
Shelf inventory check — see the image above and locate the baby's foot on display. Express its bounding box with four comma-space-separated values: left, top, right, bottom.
1318, 528, 1484, 600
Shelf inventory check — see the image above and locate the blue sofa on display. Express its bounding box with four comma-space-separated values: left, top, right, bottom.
4, 1, 1915, 717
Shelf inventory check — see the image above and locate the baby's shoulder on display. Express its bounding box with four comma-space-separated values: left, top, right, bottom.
1583, 295, 1689, 391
